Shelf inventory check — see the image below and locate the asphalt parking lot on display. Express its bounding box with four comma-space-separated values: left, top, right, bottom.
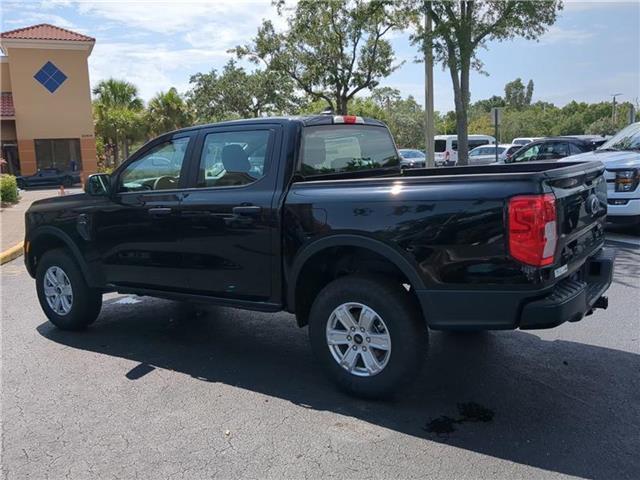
1, 239, 639, 480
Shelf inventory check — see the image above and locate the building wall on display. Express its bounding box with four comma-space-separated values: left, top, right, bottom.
6, 46, 96, 175
0, 60, 11, 91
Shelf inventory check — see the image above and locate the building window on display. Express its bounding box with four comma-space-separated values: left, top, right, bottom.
35, 139, 82, 172
34, 61, 68, 93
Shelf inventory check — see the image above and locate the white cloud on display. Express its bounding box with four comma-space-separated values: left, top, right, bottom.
65, 0, 287, 99
89, 41, 230, 99
537, 25, 594, 45
562, 0, 632, 12
1, 10, 79, 31
72, 0, 282, 37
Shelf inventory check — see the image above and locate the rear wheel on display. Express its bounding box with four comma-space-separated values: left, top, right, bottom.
36, 249, 102, 330
309, 275, 428, 398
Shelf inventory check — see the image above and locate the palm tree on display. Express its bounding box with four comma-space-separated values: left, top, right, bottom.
93, 79, 144, 165
93, 78, 143, 110
146, 88, 193, 137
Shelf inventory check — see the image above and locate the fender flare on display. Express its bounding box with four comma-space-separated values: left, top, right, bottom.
286, 234, 426, 313
28, 226, 98, 287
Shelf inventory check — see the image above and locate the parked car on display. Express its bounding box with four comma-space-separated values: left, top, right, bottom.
433, 134, 495, 166
398, 149, 426, 169
561, 134, 611, 149
17, 168, 81, 189
562, 122, 640, 230
512, 137, 543, 146
506, 137, 597, 164
25, 115, 614, 398
468, 143, 522, 166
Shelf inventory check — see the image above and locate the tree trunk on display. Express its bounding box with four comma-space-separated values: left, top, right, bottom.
113, 140, 119, 167
123, 139, 130, 161
456, 56, 471, 166
336, 95, 349, 115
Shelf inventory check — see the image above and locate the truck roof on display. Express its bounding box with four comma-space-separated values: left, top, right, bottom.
167, 115, 388, 135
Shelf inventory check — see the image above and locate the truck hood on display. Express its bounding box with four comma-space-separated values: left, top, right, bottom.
562, 150, 640, 169
28, 193, 89, 211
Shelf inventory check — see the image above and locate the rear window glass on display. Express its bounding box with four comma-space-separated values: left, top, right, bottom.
434, 140, 446, 152
300, 125, 399, 176
469, 140, 490, 149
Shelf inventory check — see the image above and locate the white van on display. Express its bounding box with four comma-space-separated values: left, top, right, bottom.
434, 134, 496, 166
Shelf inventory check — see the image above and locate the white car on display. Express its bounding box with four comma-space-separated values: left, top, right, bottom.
562, 122, 640, 230
468, 143, 522, 166
433, 134, 495, 166
512, 137, 543, 146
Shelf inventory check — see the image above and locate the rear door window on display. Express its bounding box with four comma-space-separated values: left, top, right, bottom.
196, 130, 272, 188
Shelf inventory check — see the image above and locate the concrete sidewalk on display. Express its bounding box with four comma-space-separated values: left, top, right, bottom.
0, 187, 82, 251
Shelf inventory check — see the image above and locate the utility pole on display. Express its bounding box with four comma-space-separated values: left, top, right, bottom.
611, 93, 622, 124
424, 2, 435, 167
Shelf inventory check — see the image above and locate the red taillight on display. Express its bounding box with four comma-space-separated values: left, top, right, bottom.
333, 115, 363, 124
508, 194, 557, 267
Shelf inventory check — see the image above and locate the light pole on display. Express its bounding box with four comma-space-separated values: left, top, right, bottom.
611, 93, 623, 123
424, 3, 435, 167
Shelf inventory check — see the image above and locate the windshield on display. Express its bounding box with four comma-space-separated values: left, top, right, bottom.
400, 150, 424, 158
598, 123, 640, 151
300, 125, 399, 176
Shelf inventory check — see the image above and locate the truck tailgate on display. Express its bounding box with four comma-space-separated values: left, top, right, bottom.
543, 161, 607, 275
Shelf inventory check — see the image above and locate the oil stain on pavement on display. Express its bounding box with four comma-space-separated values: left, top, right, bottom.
424, 402, 495, 437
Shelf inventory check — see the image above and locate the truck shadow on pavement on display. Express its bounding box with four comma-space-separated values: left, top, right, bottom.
37, 297, 640, 480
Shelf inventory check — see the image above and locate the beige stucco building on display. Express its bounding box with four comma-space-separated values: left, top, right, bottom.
0, 24, 97, 177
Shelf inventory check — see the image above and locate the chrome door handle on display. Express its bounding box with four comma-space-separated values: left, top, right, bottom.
148, 207, 172, 215
232, 205, 262, 215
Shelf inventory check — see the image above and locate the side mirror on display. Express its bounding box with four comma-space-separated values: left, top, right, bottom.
85, 173, 111, 196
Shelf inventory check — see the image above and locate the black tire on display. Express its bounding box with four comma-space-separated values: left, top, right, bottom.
309, 274, 428, 399
36, 248, 102, 330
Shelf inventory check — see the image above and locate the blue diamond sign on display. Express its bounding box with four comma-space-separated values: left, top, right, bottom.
34, 61, 67, 93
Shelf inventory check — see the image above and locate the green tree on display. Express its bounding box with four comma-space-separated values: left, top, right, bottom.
410, 1, 561, 164
234, 0, 403, 114
93, 78, 145, 165
146, 87, 193, 137
525, 79, 534, 105
504, 78, 533, 108
188, 60, 298, 123
587, 117, 620, 136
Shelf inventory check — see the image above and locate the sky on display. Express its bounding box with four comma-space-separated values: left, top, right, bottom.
1, 0, 639, 113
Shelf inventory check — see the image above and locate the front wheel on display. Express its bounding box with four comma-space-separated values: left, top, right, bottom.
36, 249, 102, 330
309, 275, 428, 399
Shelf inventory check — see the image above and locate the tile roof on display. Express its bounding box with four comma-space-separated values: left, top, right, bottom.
1, 92, 15, 117
0, 24, 94, 42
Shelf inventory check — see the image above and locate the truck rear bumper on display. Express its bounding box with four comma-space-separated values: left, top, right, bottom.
518, 248, 615, 329
418, 248, 615, 331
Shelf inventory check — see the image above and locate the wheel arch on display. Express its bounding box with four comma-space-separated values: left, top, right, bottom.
27, 226, 98, 287
287, 234, 427, 327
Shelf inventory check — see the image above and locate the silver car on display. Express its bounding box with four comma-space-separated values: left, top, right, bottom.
468, 144, 521, 166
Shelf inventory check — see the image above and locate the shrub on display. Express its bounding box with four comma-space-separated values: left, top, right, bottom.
0, 174, 19, 204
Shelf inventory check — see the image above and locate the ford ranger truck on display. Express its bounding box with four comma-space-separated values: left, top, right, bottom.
24, 115, 615, 398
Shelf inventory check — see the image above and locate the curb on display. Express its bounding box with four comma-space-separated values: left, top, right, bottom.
0, 241, 24, 265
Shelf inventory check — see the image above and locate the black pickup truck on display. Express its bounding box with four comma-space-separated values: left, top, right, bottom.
24, 115, 614, 397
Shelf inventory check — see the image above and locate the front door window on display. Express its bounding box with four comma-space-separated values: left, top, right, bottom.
118, 137, 190, 192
